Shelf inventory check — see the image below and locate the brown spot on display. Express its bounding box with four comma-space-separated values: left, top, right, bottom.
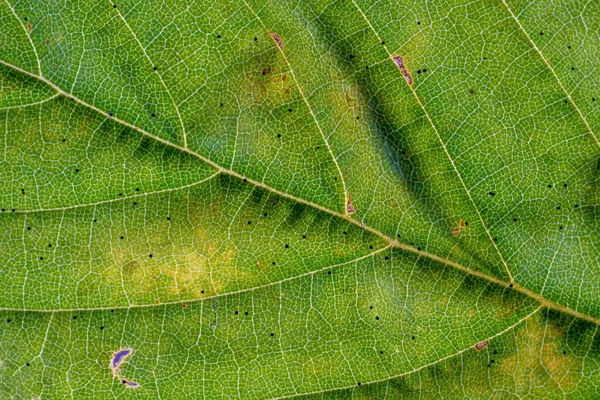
44, 39, 51, 46
262, 66, 271, 76
281, 75, 288, 82
475, 339, 489, 351
392, 56, 412, 85
459, 219, 466, 228
346, 193, 356, 215
181, 303, 188, 309
269, 31, 283, 50
451, 227, 461, 237
469, 89, 475, 95
26, 23, 32, 33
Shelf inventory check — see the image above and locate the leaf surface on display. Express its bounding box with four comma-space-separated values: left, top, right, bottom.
0, 0, 599, 398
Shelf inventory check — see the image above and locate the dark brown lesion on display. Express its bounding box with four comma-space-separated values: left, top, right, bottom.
269, 31, 284, 50
475, 339, 489, 351
392, 55, 413, 85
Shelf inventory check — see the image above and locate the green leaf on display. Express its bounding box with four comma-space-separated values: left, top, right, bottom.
0, 0, 598, 398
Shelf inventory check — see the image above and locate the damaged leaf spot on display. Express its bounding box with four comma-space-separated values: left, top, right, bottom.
392, 56, 412, 85
346, 193, 356, 215
110, 349, 139, 388
475, 340, 489, 351
269, 31, 283, 50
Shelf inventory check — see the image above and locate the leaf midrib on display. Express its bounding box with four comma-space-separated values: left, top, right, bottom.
0, 58, 598, 325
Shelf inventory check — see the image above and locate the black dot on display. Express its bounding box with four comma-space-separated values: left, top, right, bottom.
151, 113, 156, 118
72, 315, 77, 320
26, 363, 30, 367
557, 206, 561, 210
111, 309, 114, 313
245, 312, 248, 315
369, 306, 373, 309
263, 213, 267, 217
559, 226, 563, 230
343, 231, 347, 235
254, 37, 257, 41
270, 333, 274, 337
385, 256, 389, 260
562, 350, 566, 354
540, 32, 543, 35
217, 34, 221, 38
75, 168, 79, 173
417, 70, 421, 74
375, 316, 380, 320
285, 244, 289, 248
381, 41, 385, 45
349, 54, 354, 59
493, 238, 498, 242
27, 227, 31, 230
108, 112, 113, 117
513, 218, 517, 222
488, 191, 495, 196
167, 217, 170, 221
48, 244, 52, 247
119, 193, 123, 196
411, 336, 415, 340
365, 65, 369, 69
277, 134, 281, 138
593, 98, 596, 102
493, 350, 497, 355
509, 283, 513, 288
491, 360, 495, 363
571, 66, 575, 71
565, 100, 568, 103
120, 236, 124, 240
11, 209, 15, 212
417, 21, 421, 25
356, 116, 360, 120
248, 221, 251, 225
234, 311, 239, 315
272, 262, 276, 265
113, 4, 116, 8
417, 247, 421, 251
24, 17, 27, 21
219, 103, 223, 107
574, 204, 579, 208
357, 382, 361, 386
1, 209, 4, 212
302, 235, 306, 239
100, 326, 104, 330
201, 290, 205, 294
487, 364, 491, 368
563, 183, 568, 187
568, 46, 571, 49
422, 69, 427, 72
122, 380, 126, 384
40, 257, 43, 260
380, 350, 383, 354
243, 178, 247, 182
62, 138, 66, 142
149, 254, 153, 258
133, 202, 137, 206
21, 188, 25, 194
328, 271, 331, 275
136, 188, 140, 192
6, 319, 11, 323
288, 108, 292, 112
548, 184, 552, 188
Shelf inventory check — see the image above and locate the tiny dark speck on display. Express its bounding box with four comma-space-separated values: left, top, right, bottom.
245, 312, 248, 315
277, 134, 281, 138
40, 257, 43, 260
381, 41, 385, 45
93, 219, 97, 222
133, 202, 137, 206
108, 112, 113, 117
285, 244, 289, 248
571, 66, 575, 70
254, 37, 257, 41
270, 333, 274, 337
6, 319, 11, 323
357, 382, 361, 386
509, 284, 513, 288
540, 32, 543, 35
26, 363, 30, 366
375, 316, 380, 320
417, 21, 421, 25
234, 311, 238, 315
243, 178, 247, 182
248, 221, 251, 225
574, 204, 579, 208
328, 271, 331, 275
113, 4, 116, 8
217, 34, 221, 38
411, 336, 415, 340
75, 168, 79, 173
149, 254, 153, 258
563, 350, 566, 354
72, 315, 77, 320
369, 246, 373, 249
488, 191, 495, 196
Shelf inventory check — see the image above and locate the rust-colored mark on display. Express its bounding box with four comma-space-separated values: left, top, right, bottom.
269, 31, 283, 50
346, 194, 356, 215
393, 56, 412, 85
452, 219, 467, 236
26, 23, 32, 33
451, 227, 461, 237
475, 340, 489, 351
459, 219, 466, 228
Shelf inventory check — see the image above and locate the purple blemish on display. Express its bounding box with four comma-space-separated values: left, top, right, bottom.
393, 56, 413, 85
111, 349, 132, 368
475, 339, 489, 351
122, 379, 139, 388
269, 31, 283, 50
346, 201, 355, 214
